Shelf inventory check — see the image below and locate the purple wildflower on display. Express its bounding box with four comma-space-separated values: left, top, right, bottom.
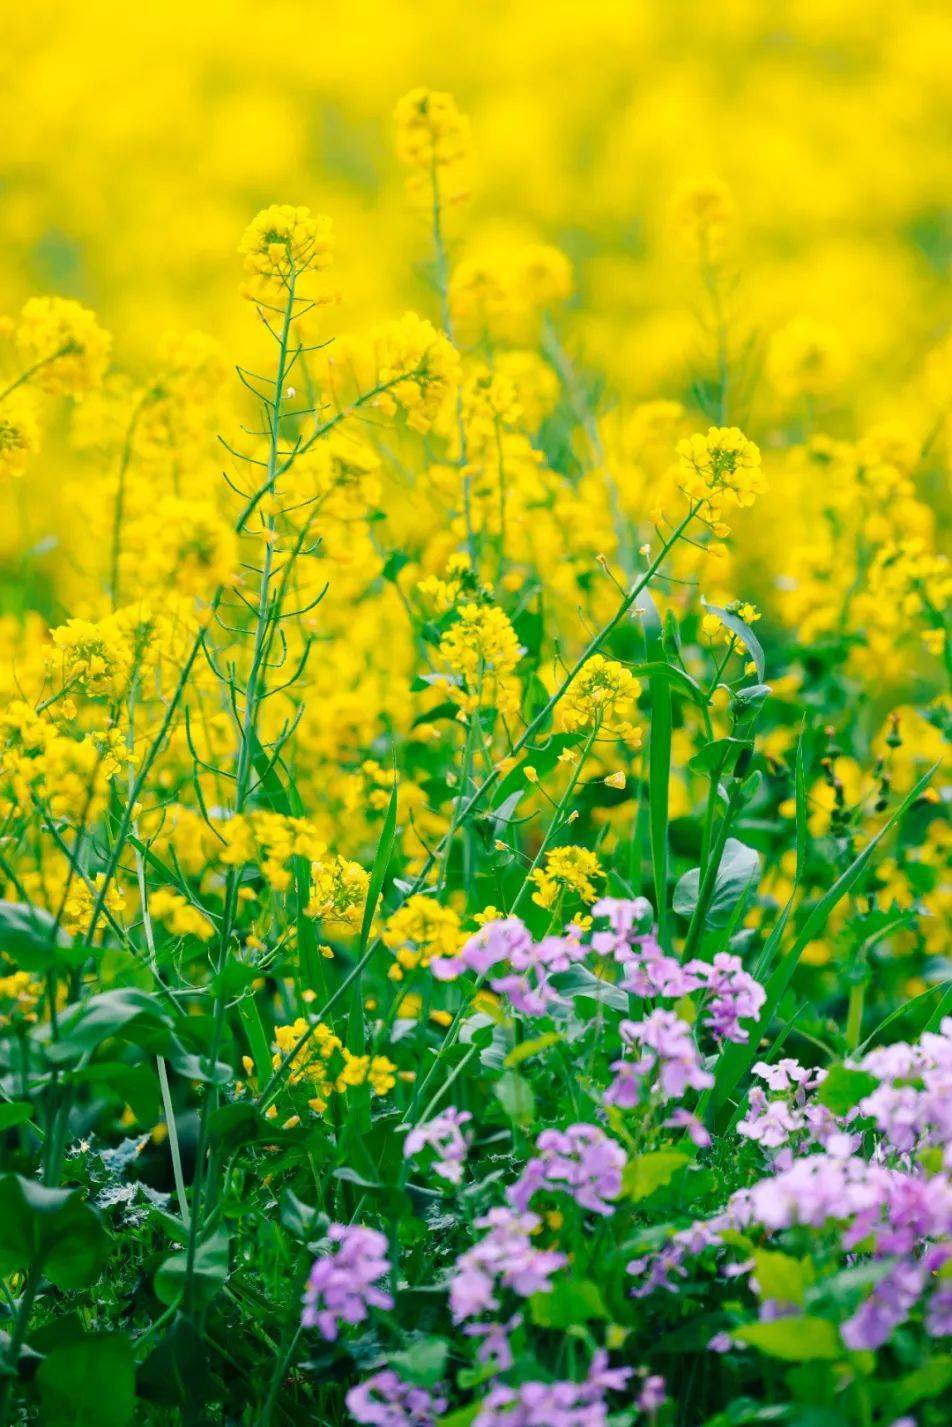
301, 1223, 393, 1339
346, 1371, 448, 1427
472, 1351, 632, 1427
404, 1106, 472, 1185
508, 1124, 626, 1217
449, 1207, 567, 1322
618, 1010, 713, 1100
687, 952, 765, 1043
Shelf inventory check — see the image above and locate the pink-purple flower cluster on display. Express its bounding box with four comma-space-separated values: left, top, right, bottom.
472, 1351, 637, 1427
404, 1105, 472, 1185
592, 900, 765, 1044
606, 1010, 713, 1106
301, 1223, 394, 1339
508, 1123, 626, 1216
347, 1371, 448, 1427
449, 1206, 567, 1322
432, 917, 586, 1017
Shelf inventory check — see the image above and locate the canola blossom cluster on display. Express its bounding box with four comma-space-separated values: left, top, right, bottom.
0, 8, 949, 1426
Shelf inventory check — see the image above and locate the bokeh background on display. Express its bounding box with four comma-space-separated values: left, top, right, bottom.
2, 0, 949, 401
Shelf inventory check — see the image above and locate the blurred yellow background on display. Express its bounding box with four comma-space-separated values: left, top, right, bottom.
2, 0, 949, 406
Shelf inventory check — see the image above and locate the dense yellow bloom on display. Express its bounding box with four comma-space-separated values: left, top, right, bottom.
557, 654, 642, 744
450, 243, 572, 347
0, 391, 40, 479
122, 496, 238, 598
437, 602, 524, 716
238, 203, 334, 303
669, 176, 734, 264
306, 855, 369, 928
272, 1017, 341, 1112
530, 845, 604, 910
0, 970, 43, 1024
383, 894, 462, 976
767, 317, 845, 401
394, 88, 470, 189
149, 888, 215, 942
62, 874, 126, 938
676, 426, 766, 534
271, 1018, 395, 1111
16, 297, 111, 397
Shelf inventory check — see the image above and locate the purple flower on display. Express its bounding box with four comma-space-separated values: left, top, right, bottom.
432, 918, 532, 980
636, 1375, 667, 1413
301, 1223, 393, 1339
842, 1258, 925, 1350
449, 1207, 566, 1322
347, 1371, 447, 1427
432, 917, 586, 1018
618, 1010, 713, 1101
404, 1106, 472, 1185
687, 952, 765, 1044
508, 1124, 626, 1217
472, 1351, 632, 1427
665, 1107, 711, 1148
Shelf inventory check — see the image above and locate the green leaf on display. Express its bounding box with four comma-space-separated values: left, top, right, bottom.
752, 1249, 812, 1306
0, 1101, 33, 1131
713, 764, 936, 1114
0, 1175, 108, 1289
622, 1150, 690, 1201
884, 1355, 952, 1415
551, 965, 628, 1011
387, 1337, 448, 1387
46, 987, 174, 1064
703, 601, 766, 681
673, 839, 761, 927
529, 1277, 608, 1327
37, 1333, 135, 1427
493, 1070, 535, 1126
0, 900, 74, 973
154, 1229, 229, 1309
816, 1065, 879, 1116
503, 1031, 563, 1067
735, 1315, 841, 1361
648, 673, 672, 944
238, 995, 273, 1089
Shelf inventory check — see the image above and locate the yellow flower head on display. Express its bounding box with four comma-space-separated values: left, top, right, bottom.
17, 296, 111, 397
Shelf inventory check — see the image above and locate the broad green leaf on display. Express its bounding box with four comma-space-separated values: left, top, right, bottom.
673, 839, 761, 927
493, 1070, 535, 1125
388, 1337, 449, 1387
0, 1175, 108, 1289
529, 1277, 608, 1327
0, 900, 77, 973
702, 601, 766, 680
154, 1229, 229, 1309
752, 1249, 812, 1306
0, 1101, 33, 1131
735, 1315, 841, 1361
503, 1031, 563, 1067
622, 1149, 690, 1201
46, 987, 174, 1064
37, 1334, 135, 1427
816, 1065, 879, 1115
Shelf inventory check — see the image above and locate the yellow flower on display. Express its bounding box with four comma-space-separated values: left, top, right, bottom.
383, 895, 462, 975
530, 846, 604, 909
238, 203, 334, 300
557, 654, 642, 744
16, 296, 111, 397
0, 391, 40, 479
